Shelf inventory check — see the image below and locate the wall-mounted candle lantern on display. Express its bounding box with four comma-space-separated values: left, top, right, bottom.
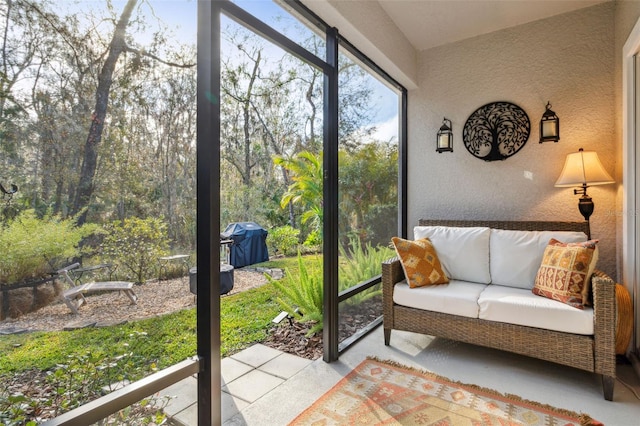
436, 118, 453, 153
539, 101, 560, 143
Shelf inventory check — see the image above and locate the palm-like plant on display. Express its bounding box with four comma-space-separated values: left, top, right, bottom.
268, 253, 324, 336
274, 151, 323, 234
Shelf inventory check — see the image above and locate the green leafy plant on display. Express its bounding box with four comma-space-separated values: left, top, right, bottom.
0, 332, 169, 424
0, 210, 96, 285
274, 151, 323, 235
339, 236, 395, 305
303, 229, 322, 248
102, 217, 170, 284
269, 253, 323, 336
267, 225, 300, 256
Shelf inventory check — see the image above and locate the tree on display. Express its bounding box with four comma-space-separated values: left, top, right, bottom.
0, 0, 53, 200
274, 150, 323, 234
339, 142, 398, 245
71, 0, 138, 224
71, 0, 195, 224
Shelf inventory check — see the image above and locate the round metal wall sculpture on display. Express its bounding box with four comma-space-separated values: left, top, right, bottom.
463, 101, 530, 161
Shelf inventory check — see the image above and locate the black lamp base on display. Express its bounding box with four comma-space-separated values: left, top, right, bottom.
578, 194, 594, 222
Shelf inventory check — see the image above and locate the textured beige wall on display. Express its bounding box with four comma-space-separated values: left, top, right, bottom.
408, 3, 618, 278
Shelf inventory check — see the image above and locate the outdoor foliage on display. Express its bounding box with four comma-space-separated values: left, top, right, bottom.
269, 240, 393, 334
303, 229, 322, 249
0, 0, 396, 247
339, 142, 398, 245
270, 253, 324, 336
267, 225, 300, 256
274, 151, 323, 237
0, 277, 285, 374
339, 236, 395, 305
0, 210, 96, 285
0, 332, 170, 424
0, 269, 292, 422
101, 217, 169, 284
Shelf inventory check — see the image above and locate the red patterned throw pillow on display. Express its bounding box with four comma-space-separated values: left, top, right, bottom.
533, 238, 599, 309
392, 237, 449, 288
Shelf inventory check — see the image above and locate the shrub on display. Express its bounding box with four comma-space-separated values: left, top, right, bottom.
339, 236, 395, 304
102, 217, 169, 284
303, 229, 322, 247
0, 210, 96, 285
269, 253, 323, 336
267, 225, 300, 256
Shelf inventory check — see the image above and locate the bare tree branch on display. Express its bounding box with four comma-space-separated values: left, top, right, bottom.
122, 44, 195, 68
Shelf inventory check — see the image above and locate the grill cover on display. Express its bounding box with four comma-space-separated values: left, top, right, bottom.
221, 222, 269, 268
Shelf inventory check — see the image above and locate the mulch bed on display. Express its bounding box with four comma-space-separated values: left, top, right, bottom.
262, 296, 382, 360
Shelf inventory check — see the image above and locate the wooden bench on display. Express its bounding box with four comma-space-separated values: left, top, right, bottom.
63, 281, 138, 315
56, 264, 137, 314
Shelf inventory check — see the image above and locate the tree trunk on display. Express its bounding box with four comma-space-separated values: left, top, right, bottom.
305, 73, 317, 144
485, 129, 505, 161
71, 0, 138, 224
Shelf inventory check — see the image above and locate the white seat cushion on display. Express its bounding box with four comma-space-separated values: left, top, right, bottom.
393, 280, 488, 318
490, 229, 588, 289
413, 226, 491, 284
477, 285, 594, 335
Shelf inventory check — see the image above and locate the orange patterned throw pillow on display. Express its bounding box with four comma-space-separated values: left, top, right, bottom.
392, 237, 449, 288
533, 238, 599, 309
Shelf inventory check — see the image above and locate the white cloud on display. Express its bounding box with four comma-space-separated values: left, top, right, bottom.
371, 115, 399, 143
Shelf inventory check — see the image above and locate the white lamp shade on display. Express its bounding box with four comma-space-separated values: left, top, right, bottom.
555, 149, 614, 187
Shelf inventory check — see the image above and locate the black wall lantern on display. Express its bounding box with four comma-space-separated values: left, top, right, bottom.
539, 101, 560, 143
436, 117, 453, 153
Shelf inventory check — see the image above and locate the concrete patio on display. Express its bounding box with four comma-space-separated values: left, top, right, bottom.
159, 344, 314, 424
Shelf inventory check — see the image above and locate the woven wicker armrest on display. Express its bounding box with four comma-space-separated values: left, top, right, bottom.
382, 257, 404, 305
382, 257, 403, 344
382, 256, 404, 284
591, 269, 616, 378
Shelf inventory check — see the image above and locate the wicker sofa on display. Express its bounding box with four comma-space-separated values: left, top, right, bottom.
382, 219, 616, 400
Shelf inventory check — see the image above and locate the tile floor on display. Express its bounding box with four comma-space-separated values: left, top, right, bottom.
158, 344, 313, 425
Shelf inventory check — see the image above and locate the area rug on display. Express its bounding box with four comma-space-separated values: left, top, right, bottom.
289, 358, 601, 426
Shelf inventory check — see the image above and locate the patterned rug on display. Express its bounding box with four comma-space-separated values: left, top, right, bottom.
289, 358, 601, 426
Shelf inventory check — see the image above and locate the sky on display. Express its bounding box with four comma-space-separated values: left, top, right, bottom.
55, 0, 398, 141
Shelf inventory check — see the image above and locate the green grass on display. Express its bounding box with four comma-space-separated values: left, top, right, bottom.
254, 253, 322, 271
0, 255, 320, 377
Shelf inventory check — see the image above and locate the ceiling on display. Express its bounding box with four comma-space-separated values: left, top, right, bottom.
376, 0, 610, 51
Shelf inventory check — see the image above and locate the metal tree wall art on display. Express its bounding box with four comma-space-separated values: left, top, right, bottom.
463, 101, 530, 161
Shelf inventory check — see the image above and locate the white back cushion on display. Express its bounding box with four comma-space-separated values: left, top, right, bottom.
414, 226, 491, 284
490, 229, 588, 289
